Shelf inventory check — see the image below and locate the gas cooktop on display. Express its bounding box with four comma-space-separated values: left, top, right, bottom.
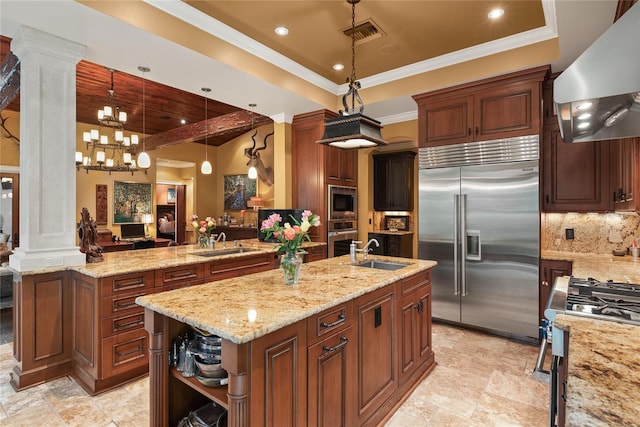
545, 276, 640, 326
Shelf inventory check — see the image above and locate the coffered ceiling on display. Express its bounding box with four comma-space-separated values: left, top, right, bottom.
0, 0, 621, 146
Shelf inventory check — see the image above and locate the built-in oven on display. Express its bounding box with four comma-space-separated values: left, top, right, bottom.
328, 185, 357, 221
327, 220, 358, 257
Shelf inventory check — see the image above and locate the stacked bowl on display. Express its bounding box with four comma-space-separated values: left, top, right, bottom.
193, 329, 228, 387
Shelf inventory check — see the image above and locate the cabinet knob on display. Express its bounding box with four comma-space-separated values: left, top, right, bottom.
542, 280, 549, 287
467, 128, 471, 136
475, 126, 479, 135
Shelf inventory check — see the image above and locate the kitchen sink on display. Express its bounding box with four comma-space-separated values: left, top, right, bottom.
355, 260, 411, 271
193, 248, 255, 257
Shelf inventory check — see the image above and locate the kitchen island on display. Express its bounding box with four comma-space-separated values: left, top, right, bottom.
9, 240, 326, 394
136, 255, 437, 427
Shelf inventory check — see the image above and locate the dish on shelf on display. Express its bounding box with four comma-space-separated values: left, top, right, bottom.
195, 359, 226, 377
195, 373, 229, 387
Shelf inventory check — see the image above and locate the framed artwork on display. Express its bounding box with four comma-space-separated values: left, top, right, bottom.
113, 181, 153, 224
95, 184, 108, 225
223, 174, 256, 210
167, 187, 176, 204
384, 215, 410, 231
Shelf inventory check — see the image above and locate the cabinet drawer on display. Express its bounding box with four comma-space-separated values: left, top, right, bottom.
209, 253, 276, 280
400, 270, 431, 296
303, 245, 327, 263
101, 291, 146, 317
308, 301, 354, 345
100, 310, 145, 338
101, 271, 154, 298
156, 264, 206, 288
101, 328, 148, 378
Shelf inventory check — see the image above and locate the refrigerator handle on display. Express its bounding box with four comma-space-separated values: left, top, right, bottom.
453, 194, 459, 296
461, 194, 468, 296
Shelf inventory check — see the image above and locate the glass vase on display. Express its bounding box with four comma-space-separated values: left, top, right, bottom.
280, 251, 303, 285
197, 234, 209, 249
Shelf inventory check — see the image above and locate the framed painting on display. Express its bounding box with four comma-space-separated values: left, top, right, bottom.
167, 187, 176, 204
113, 181, 153, 224
223, 174, 256, 210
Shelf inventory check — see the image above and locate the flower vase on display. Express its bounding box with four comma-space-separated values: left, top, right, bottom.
280, 251, 303, 285
197, 234, 209, 249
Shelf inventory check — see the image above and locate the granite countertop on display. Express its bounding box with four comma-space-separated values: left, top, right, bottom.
14, 239, 325, 277
136, 255, 437, 344
541, 250, 640, 283
554, 314, 640, 427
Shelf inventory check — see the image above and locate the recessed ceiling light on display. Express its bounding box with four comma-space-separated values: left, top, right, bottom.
274, 26, 289, 36
333, 64, 345, 71
488, 8, 504, 19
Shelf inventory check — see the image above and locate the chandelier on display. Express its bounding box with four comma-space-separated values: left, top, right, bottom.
76, 68, 144, 174
317, 0, 387, 149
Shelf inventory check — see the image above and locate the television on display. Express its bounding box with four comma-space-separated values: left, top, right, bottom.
257, 209, 305, 242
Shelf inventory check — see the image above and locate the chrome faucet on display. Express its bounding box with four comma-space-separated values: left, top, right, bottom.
361, 238, 380, 260
210, 232, 227, 250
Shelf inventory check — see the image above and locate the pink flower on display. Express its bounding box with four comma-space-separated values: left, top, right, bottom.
261, 213, 282, 230
283, 227, 297, 240
199, 226, 207, 234
302, 210, 312, 222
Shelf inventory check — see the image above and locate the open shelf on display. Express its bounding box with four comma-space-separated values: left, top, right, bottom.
170, 368, 229, 409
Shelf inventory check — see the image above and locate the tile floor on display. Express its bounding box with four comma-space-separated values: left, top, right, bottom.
0, 309, 549, 426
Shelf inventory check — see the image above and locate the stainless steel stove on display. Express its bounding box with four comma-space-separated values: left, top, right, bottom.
534, 275, 640, 427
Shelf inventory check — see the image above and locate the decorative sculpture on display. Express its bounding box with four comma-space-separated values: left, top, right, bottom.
78, 207, 104, 263
245, 131, 274, 186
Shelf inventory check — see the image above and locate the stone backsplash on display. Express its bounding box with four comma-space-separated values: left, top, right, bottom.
542, 212, 640, 254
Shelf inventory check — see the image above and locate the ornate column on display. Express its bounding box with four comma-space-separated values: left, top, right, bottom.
272, 114, 293, 208
9, 26, 86, 271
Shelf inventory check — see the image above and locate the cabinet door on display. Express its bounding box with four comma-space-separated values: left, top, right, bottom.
307, 326, 356, 427
356, 287, 396, 424
326, 147, 357, 187
542, 123, 611, 212
474, 81, 540, 141
250, 320, 307, 427
539, 259, 572, 322
373, 152, 415, 211
611, 137, 638, 211
398, 279, 433, 386
419, 94, 474, 147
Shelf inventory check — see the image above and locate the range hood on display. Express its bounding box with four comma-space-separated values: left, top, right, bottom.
554, 2, 640, 143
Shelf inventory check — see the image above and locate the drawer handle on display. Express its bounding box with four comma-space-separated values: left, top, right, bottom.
322, 336, 348, 353
115, 318, 144, 330
115, 301, 137, 309
170, 271, 194, 279
115, 278, 145, 289
320, 313, 346, 329
118, 345, 144, 358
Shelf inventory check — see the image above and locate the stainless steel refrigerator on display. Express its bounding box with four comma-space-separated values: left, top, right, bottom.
418, 136, 540, 339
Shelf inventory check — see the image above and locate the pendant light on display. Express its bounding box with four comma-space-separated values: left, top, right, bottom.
137, 66, 151, 169
317, 0, 386, 149
201, 87, 213, 175
247, 103, 258, 180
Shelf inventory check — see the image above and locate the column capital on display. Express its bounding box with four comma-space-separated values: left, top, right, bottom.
11, 25, 85, 64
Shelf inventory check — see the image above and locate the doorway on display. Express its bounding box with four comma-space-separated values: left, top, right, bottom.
156, 184, 187, 244
0, 173, 19, 250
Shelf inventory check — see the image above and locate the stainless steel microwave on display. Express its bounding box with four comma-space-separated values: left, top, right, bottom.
328, 185, 357, 220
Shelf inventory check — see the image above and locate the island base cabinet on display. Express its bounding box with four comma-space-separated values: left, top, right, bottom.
356, 286, 397, 426
249, 320, 307, 427
307, 326, 356, 427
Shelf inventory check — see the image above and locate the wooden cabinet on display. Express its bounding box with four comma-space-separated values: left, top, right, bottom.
611, 137, 639, 211
207, 251, 277, 281
413, 66, 549, 147
373, 151, 416, 211
542, 122, 611, 212
155, 263, 206, 292
213, 226, 258, 241
326, 145, 357, 187
307, 302, 356, 427
355, 285, 397, 425
302, 244, 327, 263
292, 110, 358, 242
539, 259, 572, 322
398, 271, 433, 386
367, 232, 413, 258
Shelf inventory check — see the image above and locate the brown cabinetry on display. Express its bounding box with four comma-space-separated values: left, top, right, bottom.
542, 122, 611, 212
373, 151, 416, 211
307, 302, 356, 427
326, 145, 357, 187
398, 271, 433, 386
292, 110, 358, 242
539, 259, 572, 322
413, 66, 549, 147
611, 137, 639, 211
355, 285, 397, 425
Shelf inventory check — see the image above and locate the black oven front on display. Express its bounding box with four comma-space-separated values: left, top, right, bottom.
327, 220, 358, 257
328, 185, 357, 220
